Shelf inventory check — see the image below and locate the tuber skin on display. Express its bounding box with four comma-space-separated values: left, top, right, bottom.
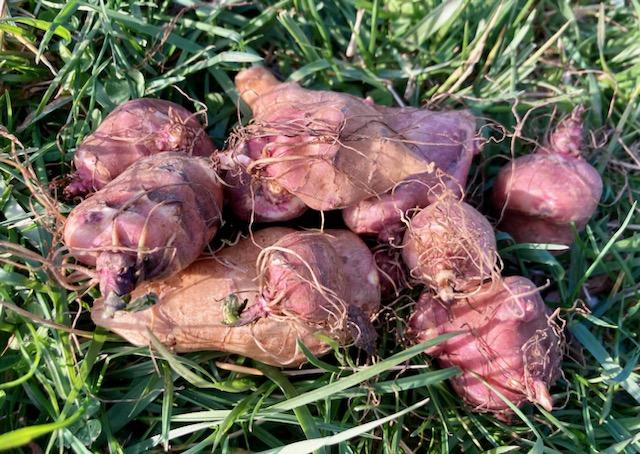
407, 276, 563, 418
64, 152, 223, 305
221, 69, 308, 222
235, 229, 380, 352
373, 247, 409, 299
343, 108, 480, 242
259, 231, 347, 324
227, 66, 434, 212
402, 195, 498, 301
65, 99, 215, 198
91, 228, 379, 367
492, 106, 603, 246
222, 136, 307, 222
235, 66, 282, 110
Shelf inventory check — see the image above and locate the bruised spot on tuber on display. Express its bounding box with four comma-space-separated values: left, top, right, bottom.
346, 305, 377, 354
96, 252, 136, 298
102, 293, 127, 318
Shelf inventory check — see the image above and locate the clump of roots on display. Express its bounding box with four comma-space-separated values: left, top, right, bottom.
157, 107, 206, 155
521, 311, 565, 411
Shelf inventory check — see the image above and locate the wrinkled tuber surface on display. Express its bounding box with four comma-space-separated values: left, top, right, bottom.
66, 99, 215, 197
492, 107, 603, 246
228, 66, 433, 211
402, 196, 498, 300
65, 152, 223, 303
92, 227, 379, 367
408, 276, 563, 417
343, 108, 480, 241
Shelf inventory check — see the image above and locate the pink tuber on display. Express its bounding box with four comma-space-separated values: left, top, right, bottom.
226, 67, 434, 212
64, 152, 223, 307
231, 229, 380, 352
492, 107, 603, 246
402, 195, 498, 300
65, 99, 215, 197
343, 108, 480, 241
408, 276, 563, 417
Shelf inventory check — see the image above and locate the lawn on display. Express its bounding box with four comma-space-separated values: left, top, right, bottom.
0, 0, 639, 452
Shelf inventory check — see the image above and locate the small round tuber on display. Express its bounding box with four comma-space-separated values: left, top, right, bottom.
402, 195, 498, 300
492, 106, 603, 246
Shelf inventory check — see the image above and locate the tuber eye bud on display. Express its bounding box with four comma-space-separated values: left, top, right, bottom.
221, 294, 249, 326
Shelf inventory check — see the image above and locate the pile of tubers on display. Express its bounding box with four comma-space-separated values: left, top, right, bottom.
62, 66, 603, 418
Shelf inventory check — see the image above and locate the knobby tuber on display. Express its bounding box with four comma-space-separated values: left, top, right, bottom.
226, 66, 434, 212
221, 69, 307, 222
408, 276, 563, 417
492, 107, 603, 246
64, 152, 223, 306
236, 229, 380, 352
343, 108, 480, 241
66, 99, 215, 197
91, 227, 379, 366
402, 195, 498, 301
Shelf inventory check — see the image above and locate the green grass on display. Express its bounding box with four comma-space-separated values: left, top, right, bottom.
0, 0, 639, 452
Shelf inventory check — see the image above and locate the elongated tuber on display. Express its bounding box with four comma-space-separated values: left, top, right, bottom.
227, 66, 433, 212
91, 228, 379, 366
